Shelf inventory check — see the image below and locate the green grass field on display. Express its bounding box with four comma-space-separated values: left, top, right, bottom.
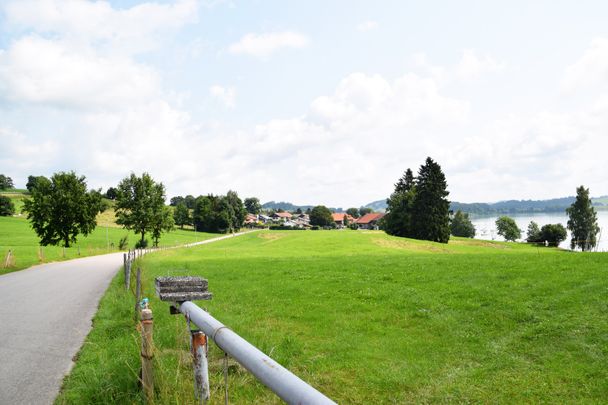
56, 230, 608, 404
0, 215, 216, 274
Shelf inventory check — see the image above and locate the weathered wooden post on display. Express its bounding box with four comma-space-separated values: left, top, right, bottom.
135, 267, 142, 318
191, 330, 210, 402
4, 250, 12, 268
141, 307, 154, 402
155, 276, 212, 402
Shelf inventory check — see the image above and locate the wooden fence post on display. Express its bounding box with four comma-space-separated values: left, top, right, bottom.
135, 267, 142, 318
4, 250, 12, 268
141, 308, 154, 401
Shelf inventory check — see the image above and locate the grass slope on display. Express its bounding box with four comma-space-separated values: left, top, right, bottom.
57, 230, 608, 404
0, 215, 216, 274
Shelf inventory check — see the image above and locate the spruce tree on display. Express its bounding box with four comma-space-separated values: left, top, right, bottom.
566, 185, 599, 251
410, 157, 450, 243
384, 168, 416, 237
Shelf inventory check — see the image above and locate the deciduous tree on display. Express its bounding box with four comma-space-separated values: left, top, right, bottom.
23, 172, 103, 247
26, 175, 47, 192
173, 202, 191, 229
310, 205, 334, 227
115, 173, 169, 246
566, 185, 599, 251
244, 197, 262, 215
0, 174, 13, 190
539, 223, 567, 247
0, 196, 15, 216
526, 221, 541, 243
495, 216, 521, 241
450, 210, 476, 238
346, 208, 360, 218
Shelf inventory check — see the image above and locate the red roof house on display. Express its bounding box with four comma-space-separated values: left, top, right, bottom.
355, 212, 385, 229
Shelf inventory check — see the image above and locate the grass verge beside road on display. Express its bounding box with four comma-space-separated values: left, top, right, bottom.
56, 230, 608, 404
0, 215, 216, 274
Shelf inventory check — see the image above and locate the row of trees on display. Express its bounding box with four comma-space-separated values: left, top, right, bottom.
493, 186, 599, 251
172, 192, 247, 233
384, 157, 451, 243
22, 172, 175, 248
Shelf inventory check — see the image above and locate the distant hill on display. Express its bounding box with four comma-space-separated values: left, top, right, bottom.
261, 201, 343, 212
365, 196, 608, 215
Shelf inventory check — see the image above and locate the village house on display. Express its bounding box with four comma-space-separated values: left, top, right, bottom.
331, 213, 355, 228
271, 212, 293, 222
355, 212, 385, 230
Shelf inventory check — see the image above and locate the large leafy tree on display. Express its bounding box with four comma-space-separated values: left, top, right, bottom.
566, 185, 600, 251
115, 173, 170, 246
450, 210, 476, 238
0, 174, 14, 190
410, 157, 451, 243
244, 197, 262, 215
0, 196, 15, 216
26, 175, 47, 192
173, 202, 191, 229
495, 216, 521, 241
384, 168, 416, 237
225, 190, 247, 231
193, 194, 231, 233
23, 172, 103, 247
310, 205, 334, 227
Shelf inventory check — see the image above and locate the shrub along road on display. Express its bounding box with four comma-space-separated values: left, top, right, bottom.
0, 231, 255, 405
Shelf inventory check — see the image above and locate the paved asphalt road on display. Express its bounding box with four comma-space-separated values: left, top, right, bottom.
0, 252, 123, 405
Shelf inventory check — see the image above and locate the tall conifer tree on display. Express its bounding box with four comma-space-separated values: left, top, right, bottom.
384, 168, 416, 237
410, 157, 450, 243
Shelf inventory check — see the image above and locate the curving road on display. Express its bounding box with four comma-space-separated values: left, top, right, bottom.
0, 230, 256, 404
0, 252, 123, 405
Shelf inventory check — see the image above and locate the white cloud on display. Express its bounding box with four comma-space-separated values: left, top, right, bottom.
356, 21, 378, 32
0, 35, 160, 109
414, 50, 504, 83
209, 85, 236, 108
562, 37, 608, 91
3, 0, 199, 53
228, 31, 309, 58
456, 49, 504, 79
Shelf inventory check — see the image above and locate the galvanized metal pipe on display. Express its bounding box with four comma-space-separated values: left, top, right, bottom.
179, 301, 337, 405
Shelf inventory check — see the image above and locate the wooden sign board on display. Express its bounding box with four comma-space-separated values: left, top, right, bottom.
155, 276, 213, 302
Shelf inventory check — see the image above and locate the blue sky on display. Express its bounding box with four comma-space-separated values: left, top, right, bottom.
1, 0, 608, 207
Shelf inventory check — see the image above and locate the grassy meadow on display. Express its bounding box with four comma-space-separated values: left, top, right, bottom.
56, 230, 608, 404
0, 206, 215, 274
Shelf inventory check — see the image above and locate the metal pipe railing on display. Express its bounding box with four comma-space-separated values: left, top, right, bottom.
179, 301, 337, 405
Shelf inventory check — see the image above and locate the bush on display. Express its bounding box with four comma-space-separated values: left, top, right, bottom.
311, 226, 320, 230
135, 239, 149, 249
539, 223, 568, 247
118, 236, 129, 250
0, 196, 15, 216
348, 223, 358, 230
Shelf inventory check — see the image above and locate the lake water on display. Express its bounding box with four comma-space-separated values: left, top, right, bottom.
470, 210, 608, 252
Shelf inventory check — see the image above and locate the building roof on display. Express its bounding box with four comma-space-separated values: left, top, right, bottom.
273, 212, 292, 218
355, 212, 384, 224
332, 213, 346, 221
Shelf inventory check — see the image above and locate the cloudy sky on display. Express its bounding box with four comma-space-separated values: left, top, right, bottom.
1, 0, 608, 208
